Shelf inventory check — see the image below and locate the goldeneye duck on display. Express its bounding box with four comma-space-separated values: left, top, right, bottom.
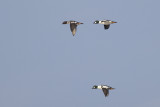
62, 20, 83, 36
93, 20, 117, 30
92, 85, 115, 97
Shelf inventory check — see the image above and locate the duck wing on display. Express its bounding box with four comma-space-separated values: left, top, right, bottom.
104, 25, 110, 30
70, 23, 77, 36
102, 88, 109, 97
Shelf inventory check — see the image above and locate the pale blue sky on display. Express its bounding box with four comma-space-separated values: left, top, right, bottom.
0, 0, 160, 107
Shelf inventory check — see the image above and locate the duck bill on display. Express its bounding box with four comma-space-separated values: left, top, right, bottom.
92, 87, 96, 89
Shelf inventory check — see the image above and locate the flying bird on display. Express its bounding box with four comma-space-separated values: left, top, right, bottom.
93, 20, 117, 30
62, 20, 83, 36
92, 85, 115, 97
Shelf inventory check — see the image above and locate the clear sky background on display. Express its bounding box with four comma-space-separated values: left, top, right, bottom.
0, 0, 160, 107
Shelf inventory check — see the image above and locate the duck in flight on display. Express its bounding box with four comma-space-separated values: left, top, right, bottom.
93, 20, 117, 30
62, 20, 83, 36
92, 85, 115, 97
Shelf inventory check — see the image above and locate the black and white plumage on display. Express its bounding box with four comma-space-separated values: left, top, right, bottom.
92, 85, 115, 97
62, 20, 83, 36
93, 20, 117, 30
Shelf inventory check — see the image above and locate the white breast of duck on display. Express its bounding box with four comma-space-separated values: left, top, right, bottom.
97, 85, 110, 89
100, 20, 113, 25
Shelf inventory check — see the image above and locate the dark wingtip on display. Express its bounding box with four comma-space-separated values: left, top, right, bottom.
72, 33, 75, 36
62, 21, 67, 24
104, 28, 109, 30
